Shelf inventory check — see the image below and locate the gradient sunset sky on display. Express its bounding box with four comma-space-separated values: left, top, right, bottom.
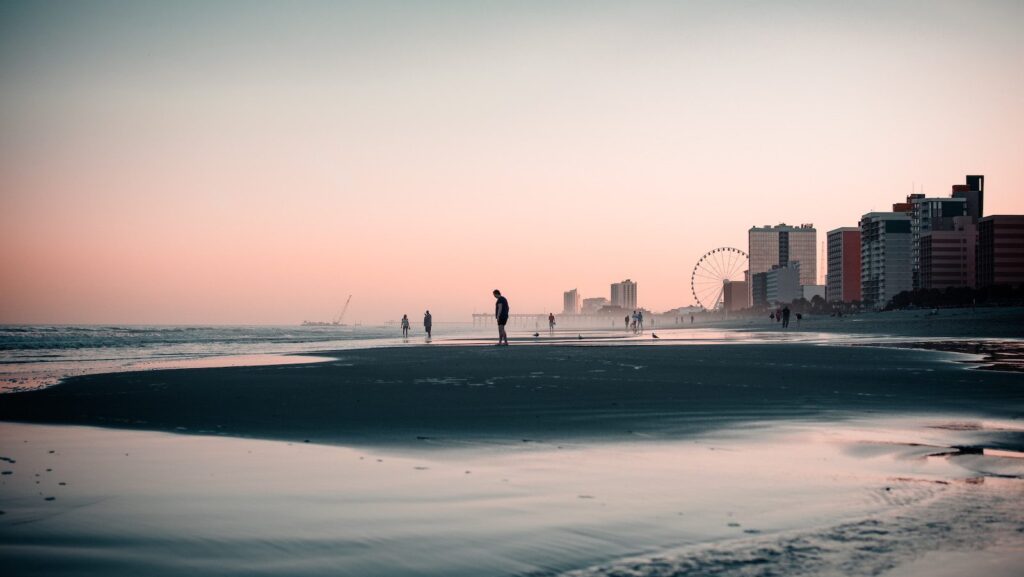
2, 0, 1022, 325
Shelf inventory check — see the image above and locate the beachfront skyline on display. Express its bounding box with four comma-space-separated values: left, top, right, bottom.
2, 1, 1023, 325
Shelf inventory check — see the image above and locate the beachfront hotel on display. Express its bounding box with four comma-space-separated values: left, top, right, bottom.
859, 212, 912, 307
747, 224, 817, 304
826, 227, 861, 303
610, 279, 637, 310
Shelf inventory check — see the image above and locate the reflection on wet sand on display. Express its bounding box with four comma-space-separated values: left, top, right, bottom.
1, 417, 1021, 577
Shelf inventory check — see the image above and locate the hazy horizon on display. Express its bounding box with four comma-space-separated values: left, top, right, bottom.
2, 0, 1022, 325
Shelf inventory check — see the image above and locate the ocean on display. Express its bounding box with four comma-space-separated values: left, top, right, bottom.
0, 324, 473, 392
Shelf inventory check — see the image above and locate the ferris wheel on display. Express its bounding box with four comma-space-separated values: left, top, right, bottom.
691, 247, 749, 310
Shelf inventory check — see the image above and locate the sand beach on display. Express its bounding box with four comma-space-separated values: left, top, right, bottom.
2, 312, 1024, 576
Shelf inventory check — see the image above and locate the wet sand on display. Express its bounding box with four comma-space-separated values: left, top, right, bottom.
1, 418, 1022, 577
1, 343, 1023, 448
857, 340, 1024, 373
2, 340, 1023, 576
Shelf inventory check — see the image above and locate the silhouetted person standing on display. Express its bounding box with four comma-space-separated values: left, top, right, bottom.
401, 314, 410, 338
494, 290, 509, 345
624, 315, 630, 331
424, 310, 432, 339
548, 312, 555, 335
782, 305, 791, 329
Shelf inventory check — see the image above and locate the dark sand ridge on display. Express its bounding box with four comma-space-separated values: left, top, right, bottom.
681, 306, 1024, 339
1, 343, 1022, 449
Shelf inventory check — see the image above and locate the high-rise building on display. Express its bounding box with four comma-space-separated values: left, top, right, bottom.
826, 227, 861, 303
765, 263, 801, 306
920, 217, 976, 290
860, 212, 912, 307
952, 174, 984, 221
562, 289, 581, 315
909, 196, 967, 288
610, 279, 637, 310
748, 224, 816, 303
977, 215, 1024, 288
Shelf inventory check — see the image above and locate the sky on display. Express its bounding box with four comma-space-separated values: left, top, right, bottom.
1, 0, 1022, 325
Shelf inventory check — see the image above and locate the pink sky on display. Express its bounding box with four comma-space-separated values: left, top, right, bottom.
1, 1, 1022, 324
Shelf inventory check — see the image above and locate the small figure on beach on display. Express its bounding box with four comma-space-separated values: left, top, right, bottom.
770, 312, 775, 321
690, 314, 694, 324
637, 310, 644, 334
795, 313, 802, 325
400, 314, 410, 338
423, 310, 432, 339
494, 289, 509, 346
625, 315, 630, 331
548, 312, 556, 335
782, 306, 791, 328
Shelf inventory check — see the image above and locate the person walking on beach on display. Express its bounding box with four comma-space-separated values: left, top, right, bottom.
637, 310, 644, 334
625, 315, 630, 331
781, 305, 791, 329
400, 314, 410, 338
423, 310, 433, 339
548, 312, 555, 335
494, 290, 509, 345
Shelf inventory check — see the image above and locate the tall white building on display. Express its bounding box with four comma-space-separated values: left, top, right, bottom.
860, 212, 912, 308
562, 289, 580, 315
748, 224, 817, 303
610, 279, 637, 310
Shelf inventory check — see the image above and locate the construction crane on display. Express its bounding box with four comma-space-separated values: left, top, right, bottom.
301, 295, 353, 326
332, 295, 353, 325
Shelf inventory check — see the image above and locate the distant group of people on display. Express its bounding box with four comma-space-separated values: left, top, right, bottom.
626, 310, 644, 334
400, 290, 510, 345
768, 305, 801, 329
